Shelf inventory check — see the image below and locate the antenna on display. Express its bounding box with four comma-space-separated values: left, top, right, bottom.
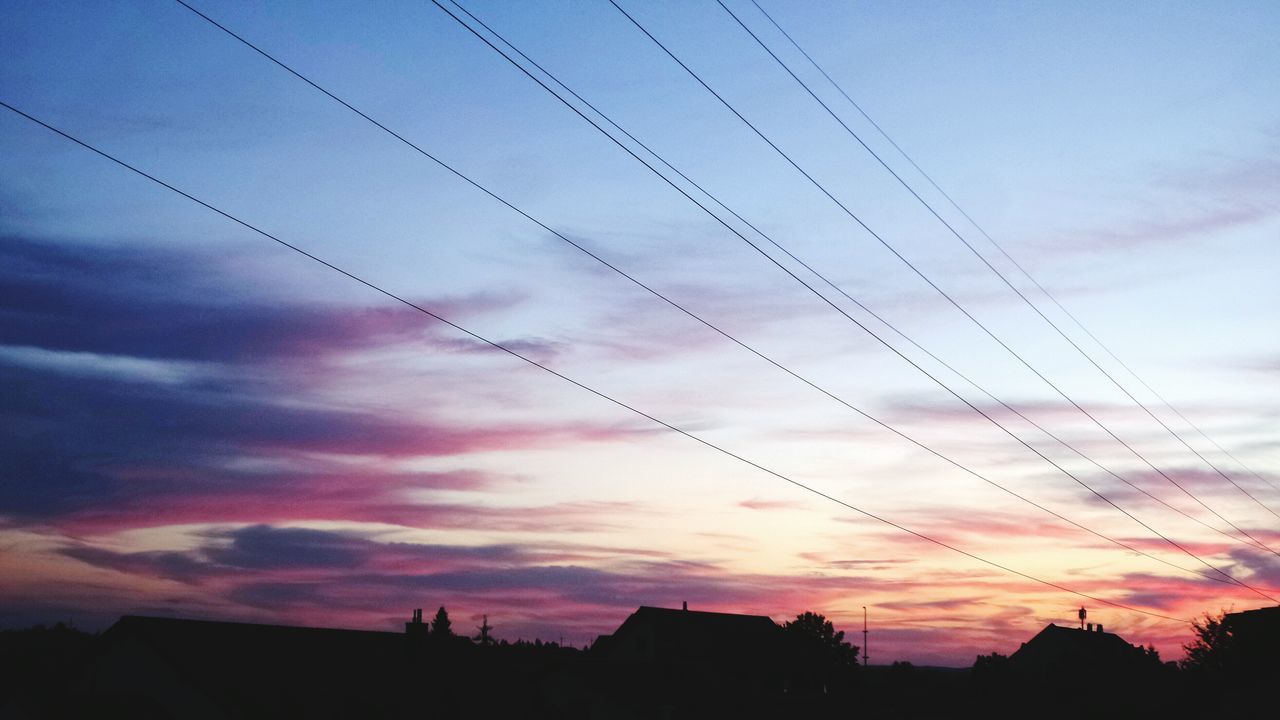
863, 606, 869, 666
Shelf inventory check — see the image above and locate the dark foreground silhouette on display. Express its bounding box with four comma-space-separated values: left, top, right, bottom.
1, 605, 1275, 718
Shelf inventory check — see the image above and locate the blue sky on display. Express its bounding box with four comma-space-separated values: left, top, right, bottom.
2, 0, 1279, 664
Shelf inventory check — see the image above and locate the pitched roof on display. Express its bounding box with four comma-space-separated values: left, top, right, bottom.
597, 606, 782, 665
627, 606, 780, 634
1010, 623, 1148, 675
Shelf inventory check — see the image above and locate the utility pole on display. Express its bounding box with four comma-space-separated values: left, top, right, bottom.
862, 606, 869, 667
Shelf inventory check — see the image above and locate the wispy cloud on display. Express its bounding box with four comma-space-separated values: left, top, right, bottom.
1049, 151, 1280, 255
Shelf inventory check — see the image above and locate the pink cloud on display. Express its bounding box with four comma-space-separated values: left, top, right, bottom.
737, 498, 805, 511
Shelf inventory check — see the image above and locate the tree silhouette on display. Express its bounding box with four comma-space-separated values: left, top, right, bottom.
972, 651, 1011, 693
973, 651, 1009, 673
432, 606, 454, 638
783, 611, 859, 694
784, 612, 860, 664
1181, 610, 1233, 673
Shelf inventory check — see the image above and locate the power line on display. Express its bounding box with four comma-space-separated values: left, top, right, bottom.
427, 0, 1279, 590
634, 0, 1280, 547
0, 97, 1193, 625
744, 0, 1280, 500
437, 0, 1275, 561
722, 0, 1280, 519
431, 0, 1275, 564
607, 0, 1279, 554
430, 0, 1280, 585
167, 0, 1271, 597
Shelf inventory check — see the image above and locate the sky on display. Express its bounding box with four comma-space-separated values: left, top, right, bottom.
1, 0, 1278, 666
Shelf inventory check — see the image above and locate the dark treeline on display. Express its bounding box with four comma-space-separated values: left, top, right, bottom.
0, 608, 1273, 718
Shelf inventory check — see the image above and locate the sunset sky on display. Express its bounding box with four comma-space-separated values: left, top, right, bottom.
2, 0, 1278, 665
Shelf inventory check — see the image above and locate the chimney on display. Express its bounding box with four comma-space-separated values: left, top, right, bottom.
406, 608, 428, 635
1097, 624, 1104, 633
1086, 623, 1093, 632
682, 601, 688, 611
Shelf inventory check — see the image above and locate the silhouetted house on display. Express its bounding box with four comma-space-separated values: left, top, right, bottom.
591, 604, 790, 710
1223, 605, 1280, 678
1009, 622, 1158, 690
972, 622, 1178, 718
595, 604, 783, 667
78, 615, 415, 718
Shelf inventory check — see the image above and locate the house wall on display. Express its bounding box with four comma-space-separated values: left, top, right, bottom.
78, 634, 227, 720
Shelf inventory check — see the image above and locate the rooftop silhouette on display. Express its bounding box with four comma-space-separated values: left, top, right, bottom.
5, 603, 1276, 718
